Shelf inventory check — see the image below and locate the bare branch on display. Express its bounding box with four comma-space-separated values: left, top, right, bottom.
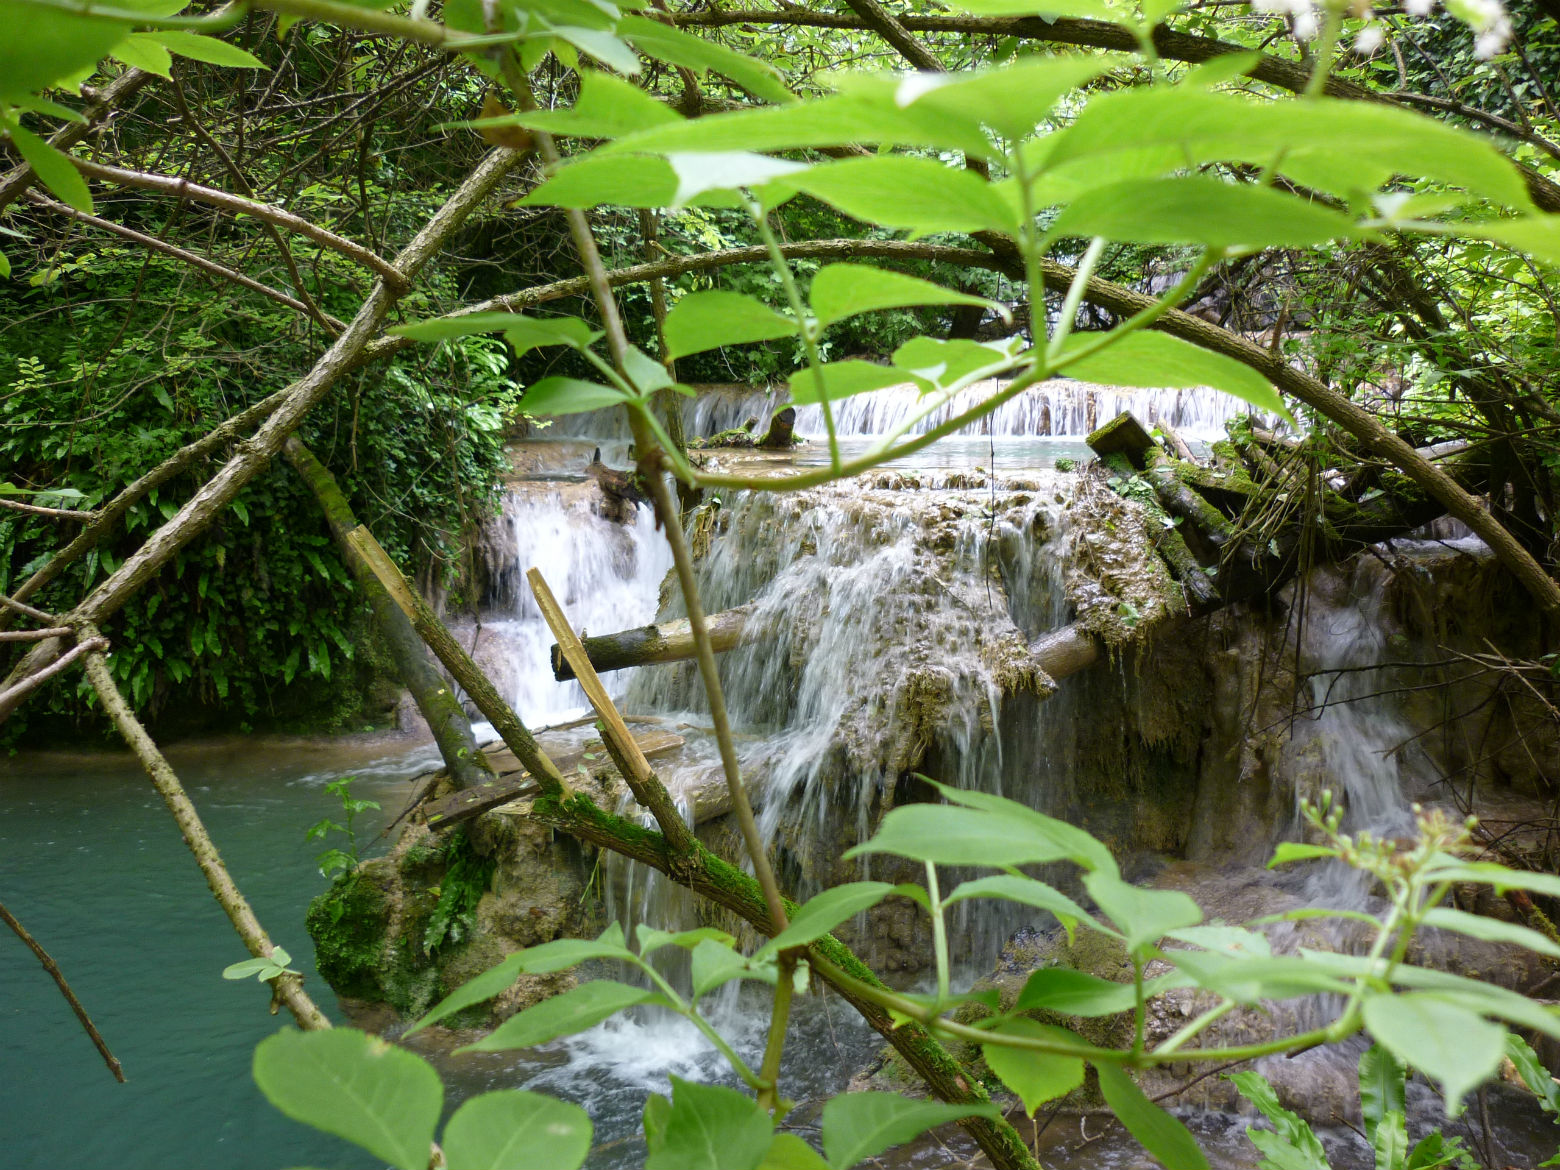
0, 900, 125, 1082
81, 643, 332, 1031
0, 628, 73, 642
70, 158, 411, 289
0, 493, 95, 521
0, 636, 107, 718
26, 191, 348, 329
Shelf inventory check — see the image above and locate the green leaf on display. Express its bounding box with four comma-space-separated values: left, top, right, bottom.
944, 874, 1102, 940
1358, 1042, 1407, 1141
1405, 1131, 1473, 1169
664, 290, 796, 359
460, 980, 662, 1052
0, 250, 11, 280
110, 33, 173, 78
154, 32, 267, 69
554, 26, 641, 77
1267, 842, 1339, 868
1095, 1062, 1210, 1170
793, 156, 1020, 237
1040, 88, 1531, 211
1424, 859, 1560, 901
754, 882, 898, 961
391, 311, 598, 354
0, 10, 126, 101
619, 16, 793, 106
223, 956, 277, 980
443, 1090, 592, 1170
809, 265, 997, 329
891, 335, 1024, 390
252, 1028, 441, 1170
1014, 967, 1189, 1015
623, 344, 674, 393
1372, 1110, 1409, 1170
1505, 1033, 1560, 1115
846, 802, 1115, 869
1167, 951, 1353, 1004
643, 1092, 672, 1155
1059, 329, 1291, 423
1048, 175, 1363, 251
665, 151, 809, 207
1226, 1071, 1328, 1169
690, 937, 775, 999
820, 1093, 999, 1170
841, 57, 1109, 143
602, 89, 995, 163
926, 781, 1119, 872
981, 1019, 1086, 1115
1166, 925, 1271, 958
523, 154, 746, 210
515, 70, 681, 138
1361, 993, 1506, 1113
636, 925, 737, 956
789, 360, 913, 405
521, 376, 633, 416
406, 953, 525, 1036
644, 1077, 773, 1170
1082, 870, 1202, 955
9, 128, 92, 214
759, 1133, 832, 1169
1421, 906, 1560, 960
1456, 218, 1560, 268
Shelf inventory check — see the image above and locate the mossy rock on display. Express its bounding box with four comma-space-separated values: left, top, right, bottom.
306, 861, 397, 1002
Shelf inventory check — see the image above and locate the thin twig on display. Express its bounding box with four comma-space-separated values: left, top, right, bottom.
81, 642, 332, 1031
0, 900, 125, 1082
0, 627, 73, 642
0, 494, 95, 520
70, 158, 409, 289
0, 636, 107, 717
26, 191, 346, 329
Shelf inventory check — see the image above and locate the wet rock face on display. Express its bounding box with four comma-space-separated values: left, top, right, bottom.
307, 785, 604, 1025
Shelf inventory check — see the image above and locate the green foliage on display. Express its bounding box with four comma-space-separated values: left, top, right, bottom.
305, 777, 380, 880
422, 831, 496, 954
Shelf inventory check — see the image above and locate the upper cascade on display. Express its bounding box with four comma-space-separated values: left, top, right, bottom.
551, 379, 1268, 443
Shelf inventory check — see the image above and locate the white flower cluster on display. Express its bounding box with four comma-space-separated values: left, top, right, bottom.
1250, 0, 1512, 60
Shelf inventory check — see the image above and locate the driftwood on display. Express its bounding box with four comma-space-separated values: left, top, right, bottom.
420, 728, 685, 829
758, 406, 797, 449
551, 604, 754, 680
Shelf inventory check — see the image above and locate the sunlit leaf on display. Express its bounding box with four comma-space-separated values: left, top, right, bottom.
644, 1077, 773, 1170
110, 33, 173, 78
754, 882, 899, 961
810, 265, 996, 328
1057, 329, 1292, 423
619, 16, 794, 106
253, 1028, 441, 1170
443, 1090, 592, 1170
459, 980, 663, 1052
820, 1093, 999, 1170
981, 1020, 1086, 1115
664, 290, 795, 359
521, 377, 633, 416
793, 156, 1020, 237
788, 361, 913, 405
155, 32, 267, 69
514, 70, 681, 138
1082, 870, 1202, 955
1095, 1062, 1210, 1170
9, 128, 92, 214
1361, 993, 1505, 1113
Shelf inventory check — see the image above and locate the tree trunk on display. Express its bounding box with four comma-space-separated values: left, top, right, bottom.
283, 437, 495, 791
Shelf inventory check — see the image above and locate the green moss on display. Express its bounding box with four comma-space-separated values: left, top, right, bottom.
306, 863, 394, 1001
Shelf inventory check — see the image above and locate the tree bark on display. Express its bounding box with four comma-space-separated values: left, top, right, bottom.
551, 604, 755, 680
283, 437, 495, 791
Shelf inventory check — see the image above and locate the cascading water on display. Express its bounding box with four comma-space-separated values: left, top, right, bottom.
463, 482, 673, 726
548, 379, 1267, 444
791, 377, 1269, 440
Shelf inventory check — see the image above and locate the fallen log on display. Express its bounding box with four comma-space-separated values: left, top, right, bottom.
419, 728, 685, 829
551, 604, 754, 680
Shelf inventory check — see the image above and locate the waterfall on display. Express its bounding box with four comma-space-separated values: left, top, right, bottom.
464, 482, 673, 726
546, 379, 1264, 444
791, 377, 1267, 440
